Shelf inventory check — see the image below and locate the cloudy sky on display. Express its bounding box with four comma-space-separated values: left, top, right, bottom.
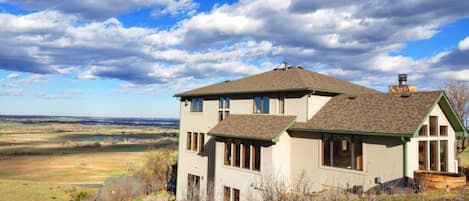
0, 0, 468, 118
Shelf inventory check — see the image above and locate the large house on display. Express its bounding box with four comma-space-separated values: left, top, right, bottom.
174, 66, 467, 201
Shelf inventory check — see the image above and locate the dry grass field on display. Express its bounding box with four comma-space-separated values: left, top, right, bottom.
0, 121, 178, 201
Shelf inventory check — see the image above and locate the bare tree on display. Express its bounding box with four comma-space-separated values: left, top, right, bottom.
443, 81, 469, 161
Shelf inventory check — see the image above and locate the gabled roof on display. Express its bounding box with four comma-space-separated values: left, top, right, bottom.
208, 114, 296, 142
175, 67, 379, 97
290, 91, 467, 137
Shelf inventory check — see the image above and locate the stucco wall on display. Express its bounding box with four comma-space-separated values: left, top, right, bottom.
307, 95, 331, 120
406, 103, 458, 177
176, 93, 314, 200
289, 132, 404, 191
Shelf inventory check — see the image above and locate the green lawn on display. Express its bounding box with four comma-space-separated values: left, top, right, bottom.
0, 180, 96, 201
461, 147, 469, 167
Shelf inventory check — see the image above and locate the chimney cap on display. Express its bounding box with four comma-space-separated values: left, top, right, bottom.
398, 74, 408, 86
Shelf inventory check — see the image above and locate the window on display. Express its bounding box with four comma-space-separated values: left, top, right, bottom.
430, 141, 438, 171
243, 143, 250, 169
233, 188, 240, 201
224, 142, 232, 165
199, 133, 205, 152
224, 186, 239, 201
430, 116, 438, 136
186, 132, 192, 150
226, 97, 230, 109
440, 140, 448, 172
234, 143, 241, 167
278, 97, 285, 114
225, 140, 261, 171
252, 145, 261, 171
419, 125, 428, 136
219, 97, 230, 122
254, 96, 269, 114
224, 186, 231, 201
219, 111, 224, 122
418, 141, 427, 170
187, 174, 200, 201
192, 133, 198, 151
219, 97, 225, 109
440, 126, 448, 136
322, 134, 363, 171
191, 98, 203, 112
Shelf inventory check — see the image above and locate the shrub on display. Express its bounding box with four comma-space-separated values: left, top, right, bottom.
133, 149, 175, 194
96, 175, 145, 201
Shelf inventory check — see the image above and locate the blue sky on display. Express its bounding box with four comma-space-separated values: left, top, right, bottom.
0, 0, 468, 118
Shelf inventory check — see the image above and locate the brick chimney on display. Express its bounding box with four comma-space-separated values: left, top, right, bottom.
388, 74, 417, 93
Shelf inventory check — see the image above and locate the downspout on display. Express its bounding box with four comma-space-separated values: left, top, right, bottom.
400, 137, 408, 178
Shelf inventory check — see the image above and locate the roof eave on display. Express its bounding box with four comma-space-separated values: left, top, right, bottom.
207, 132, 272, 142
288, 127, 413, 137
207, 117, 297, 143
174, 87, 344, 97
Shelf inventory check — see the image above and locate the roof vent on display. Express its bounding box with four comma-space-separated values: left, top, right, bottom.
297, 66, 304, 69
224, 80, 230, 83
348, 95, 357, 100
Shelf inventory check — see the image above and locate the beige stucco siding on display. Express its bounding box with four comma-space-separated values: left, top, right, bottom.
177, 99, 219, 200
289, 132, 404, 191
406, 103, 458, 177
285, 96, 308, 122
307, 95, 331, 120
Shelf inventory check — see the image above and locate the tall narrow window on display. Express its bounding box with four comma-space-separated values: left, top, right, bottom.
234, 143, 241, 167
199, 133, 205, 152
278, 97, 285, 114
186, 132, 192, 150
226, 97, 230, 109
430, 141, 438, 171
243, 144, 251, 169
322, 135, 332, 166
219, 97, 225, 109
233, 188, 240, 201
192, 133, 198, 151
253, 145, 261, 171
219, 111, 224, 122
224, 111, 230, 118
419, 125, 428, 136
430, 116, 438, 136
418, 141, 427, 170
224, 186, 231, 201
254, 96, 269, 114
440, 140, 448, 171
224, 142, 232, 166
440, 126, 448, 136
187, 174, 200, 201
354, 137, 363, 170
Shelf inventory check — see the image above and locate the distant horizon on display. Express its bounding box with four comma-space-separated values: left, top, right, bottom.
0, 113, 179, 120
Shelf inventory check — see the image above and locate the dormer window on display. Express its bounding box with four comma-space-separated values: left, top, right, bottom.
254, 96, 269, 114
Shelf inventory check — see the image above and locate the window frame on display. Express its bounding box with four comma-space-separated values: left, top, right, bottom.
191, 98, 204, 112
253, 96, 269, 114
321, 134, 363, 171
186, 132, 192, 151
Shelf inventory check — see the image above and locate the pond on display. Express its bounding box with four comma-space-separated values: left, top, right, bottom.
67, 133, 176, 142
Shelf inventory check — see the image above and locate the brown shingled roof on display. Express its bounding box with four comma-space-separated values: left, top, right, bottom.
208, 114, 296, 141
291, 91, 444, 136
175, 67, 379, 97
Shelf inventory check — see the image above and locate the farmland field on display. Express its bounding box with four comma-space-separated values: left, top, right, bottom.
0, 116, 178, 201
